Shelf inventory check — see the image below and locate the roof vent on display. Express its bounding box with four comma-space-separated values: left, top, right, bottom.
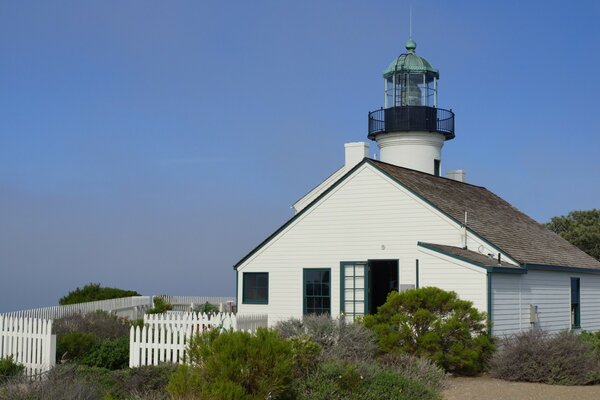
446, 170, 466, 183
344, 142, 370, 169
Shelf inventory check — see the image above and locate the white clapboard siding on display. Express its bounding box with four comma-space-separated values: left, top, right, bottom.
130, 313, 268, 367
492, 271, 600, 336
237, 164, 504, 325
2, 296, 153, 320
0, 316, 56, 377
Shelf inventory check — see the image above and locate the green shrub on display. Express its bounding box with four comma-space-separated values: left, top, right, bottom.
489, 330, 600, 385
378, 352, 447, 391
167, 328, 294, 399
146, 297, 173, 315
111, 364, 177, 399
0, 356, 25, 379
0, 363, 176, 400
56, 331, 98, 362
289, 335, 322, 377
53, 311, 130, 340
363, 287, 494, 375
580, 330, 600, 354
0, 364, 107, 400
59, 283, 140, 305
81, 336, 129, 370
276, 315, 377, 363
293, 360, 440, 400
195, 301, 220, 314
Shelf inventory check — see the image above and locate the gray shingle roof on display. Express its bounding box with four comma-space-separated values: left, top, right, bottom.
370, 159, 600, 270
418, 242, 524, 270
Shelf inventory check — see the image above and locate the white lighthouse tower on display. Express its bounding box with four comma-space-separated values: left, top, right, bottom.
368, 38, 455, 175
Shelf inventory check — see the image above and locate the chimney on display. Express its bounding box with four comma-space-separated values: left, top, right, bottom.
446, 170, 466, 183
344, 142, 370, 169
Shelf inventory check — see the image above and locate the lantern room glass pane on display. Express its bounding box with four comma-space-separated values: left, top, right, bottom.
385, 72, 437, 108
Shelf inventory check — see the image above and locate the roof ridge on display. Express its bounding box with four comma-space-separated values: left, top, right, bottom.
366, 158, 488, 189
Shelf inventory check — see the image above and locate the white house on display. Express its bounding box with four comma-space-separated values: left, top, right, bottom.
234, 38, 600, 336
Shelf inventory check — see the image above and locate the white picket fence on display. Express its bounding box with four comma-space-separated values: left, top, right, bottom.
156, 295, 236, 312
129, 312, 268, 367
2, 296, 153, 320
0, 316, 56, 377
2, 295, 237, 321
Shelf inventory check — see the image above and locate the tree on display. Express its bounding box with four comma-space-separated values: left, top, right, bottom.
546, 209, 600, 260
59, 283, 140, 305
363, 287, 494, 375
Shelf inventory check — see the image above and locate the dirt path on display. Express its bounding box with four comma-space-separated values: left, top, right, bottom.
443, 376, 600, 400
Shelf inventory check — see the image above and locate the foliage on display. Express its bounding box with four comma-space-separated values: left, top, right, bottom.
59, 283, 140, 305
0, 356, 24, 379
580, 330, 600, 354
293, 360, 441, 400
0, 364, 176, 400
378, 353, 447, 391
80, 337, 129, 370
362, 287, 494, 375
275, 314, 377, 363
111, 364, 177, 399
57, 331, 98, 362
146, 297, 173, 315
0, 364, 107, 400
54, 311, 130, 340
54, 311, 130, 364
289, 335, 322, 378
489, 330, 600, 385
194, 301, 220, 314
546, 209, 600, 260
167, 328, 295, 399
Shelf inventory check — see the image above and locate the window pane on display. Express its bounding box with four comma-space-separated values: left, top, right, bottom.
243, 273, 268, 304
304, 269, 331, 316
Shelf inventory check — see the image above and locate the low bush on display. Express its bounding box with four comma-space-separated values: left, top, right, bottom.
56, 331, 98, 362
0, 364, 176, 400
111, 364, 177, 399
59, 283, 140, 305
81, 336, 129, 370
580, 330, 600, 354
275, 314, 377, 363
378, 352, 447, 391
289, 335, 322, 378
53, 311, 130, 340
293, 360, 441, 400
489, 330, 600, 385
167, 328, 295, 399
146, 297, 173, 315
0, 364, 106, 400
0, 356, 24, 380
195, 301, 220, 314
363, 287, 494, 375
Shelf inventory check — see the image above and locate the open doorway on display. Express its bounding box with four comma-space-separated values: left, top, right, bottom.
368, 260, 399, 314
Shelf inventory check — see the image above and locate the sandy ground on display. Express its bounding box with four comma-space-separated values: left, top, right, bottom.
443, 376, 600, 400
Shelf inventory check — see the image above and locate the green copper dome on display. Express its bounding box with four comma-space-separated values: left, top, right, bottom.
383, 39, 439, 80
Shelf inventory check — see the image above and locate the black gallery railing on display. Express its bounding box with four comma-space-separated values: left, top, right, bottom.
368, 106, 455, 139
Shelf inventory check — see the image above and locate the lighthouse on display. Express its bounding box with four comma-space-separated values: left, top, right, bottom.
368, 38, 455, 176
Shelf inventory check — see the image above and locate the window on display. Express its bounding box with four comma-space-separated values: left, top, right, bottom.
571, 277, 580, 329
434, 159, 440, 176
304, 269, 331, 315
243, 273, 268, 304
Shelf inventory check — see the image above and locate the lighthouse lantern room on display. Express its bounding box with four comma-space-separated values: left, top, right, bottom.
368, 39, 455, 176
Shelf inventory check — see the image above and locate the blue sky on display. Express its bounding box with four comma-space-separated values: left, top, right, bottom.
1, 1, 599, 312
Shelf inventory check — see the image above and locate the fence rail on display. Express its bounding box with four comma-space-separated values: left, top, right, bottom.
156, 295, 236, 312
0, 316, 56, 377
129, 312, 268, 367
1, 296, 153, 320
